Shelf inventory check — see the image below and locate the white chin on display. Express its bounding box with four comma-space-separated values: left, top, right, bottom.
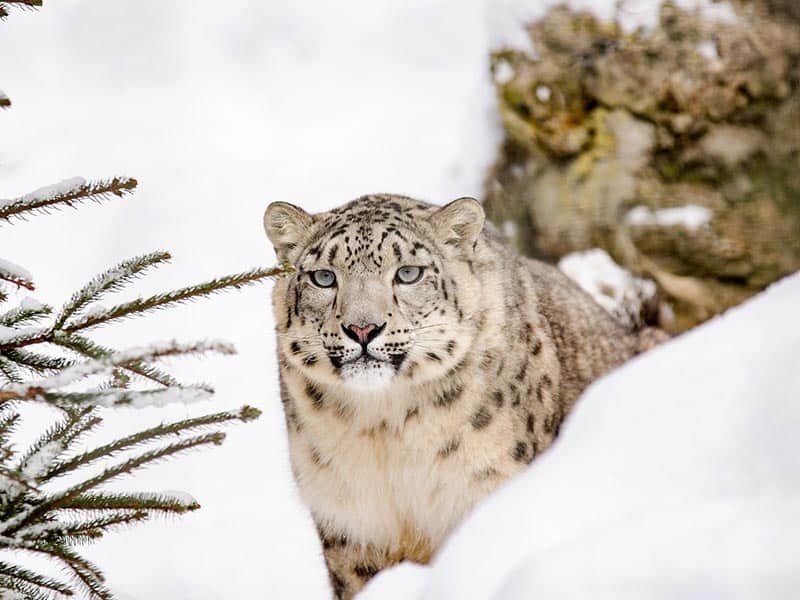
340, 360, 394, 390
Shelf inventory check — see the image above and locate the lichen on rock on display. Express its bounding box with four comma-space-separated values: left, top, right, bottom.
485, 1, 800, 332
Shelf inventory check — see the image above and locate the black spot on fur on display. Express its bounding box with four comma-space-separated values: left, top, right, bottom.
354, 564, 379, 580
392, 242, 402, 260
536, 375, 552, 404
327, 245, 339, 263
474, 467, 500, 481
526, 412, 535, 433
303, 354, 318, 366
405, 406, 420, 422
434, 383, 464, 407
305, 382, 324, 409
512, 441, 528, 462
426, 352, 441, 362
493, 390, 504, 408
471, 405, 492, 430
290, 341, 302, 355
437, 436, 461, 458
445, 340, 456, 355
329, 569, 347, 599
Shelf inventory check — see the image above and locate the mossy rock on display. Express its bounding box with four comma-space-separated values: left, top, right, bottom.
485, 2, 800, 332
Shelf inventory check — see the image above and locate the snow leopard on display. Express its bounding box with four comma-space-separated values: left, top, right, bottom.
263, 194, 665, 599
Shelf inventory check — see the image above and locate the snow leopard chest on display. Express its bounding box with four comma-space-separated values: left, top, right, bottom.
285, 382, 518, 559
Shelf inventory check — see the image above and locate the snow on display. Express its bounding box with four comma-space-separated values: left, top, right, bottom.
19, 297, 45, 312
0, 176, 86, 211
558, 248, 656, 328
0, 258, 33, 284
20, 440, 64, 480
626, 204, 713, 230
363, 272, 800, 599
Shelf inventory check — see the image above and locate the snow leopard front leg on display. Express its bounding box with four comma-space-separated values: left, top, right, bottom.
316, 526, 400, 600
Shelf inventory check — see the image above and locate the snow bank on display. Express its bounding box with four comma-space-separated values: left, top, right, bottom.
363, 271, 800, 599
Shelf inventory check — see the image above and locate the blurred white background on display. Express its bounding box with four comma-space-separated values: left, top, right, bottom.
0, 1, 497, 597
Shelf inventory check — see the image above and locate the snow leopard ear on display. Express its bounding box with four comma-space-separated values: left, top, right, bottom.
263, 202, 315, 263
430, 197, 484, 255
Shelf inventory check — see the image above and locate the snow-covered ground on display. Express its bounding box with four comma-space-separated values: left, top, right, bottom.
362, 272, 800, 600
1, 1, 792, 599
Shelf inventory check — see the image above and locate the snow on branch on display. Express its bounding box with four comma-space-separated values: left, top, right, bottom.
0, 258, 34, 291
0, 340, 235, 406
0, 0, 43, 22
0, 176, 137, 223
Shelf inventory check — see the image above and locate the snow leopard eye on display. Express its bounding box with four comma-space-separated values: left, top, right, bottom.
309, 269, 336, 288
395, 266, 424, 284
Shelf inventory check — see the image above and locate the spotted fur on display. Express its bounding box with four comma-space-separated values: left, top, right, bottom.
264, 194, 665, 599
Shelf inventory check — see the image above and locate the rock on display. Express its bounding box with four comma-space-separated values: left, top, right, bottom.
485, 2, 800, 333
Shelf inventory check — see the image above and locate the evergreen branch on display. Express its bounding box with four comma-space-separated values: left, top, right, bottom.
0, 7, 7, 21
4, 432, 226, 534
0, 410, 21, 444
2, 348, 73, 374
0, 355, 24, 384
63, 264, 295, 332
0, 562, 74, 596
54, 332, 179, 387
0, 325, 50, 350
0, 577, 68, 600
19, 510, 150, 543
0, 289, 8, 303
44, 405, 260, 481
3, 0, 43, 6
54, 544, 113, 600
56, 250, 172, 327
0, 465, 40, 493
60, 491, 200, 514
0, 301, 53, 327
36, 384, 213, 409
15, 408, 94, 479
1, 340, 233, 407
0, 177, 137, 223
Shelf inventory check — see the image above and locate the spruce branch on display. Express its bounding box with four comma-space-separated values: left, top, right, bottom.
0, 177, 137, 223
53, 332, 179, 388
0, 562, 74, 596
56, 251, 172, 328
4, 432, 226, 535
0, 300, 53, 327
63, 264, 294, 332
2, 348, 73, 374
44, 405, 261, 482
59, 491, 200, 514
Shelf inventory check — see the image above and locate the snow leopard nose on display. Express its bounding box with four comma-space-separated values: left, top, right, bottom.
343, 322, 385, 346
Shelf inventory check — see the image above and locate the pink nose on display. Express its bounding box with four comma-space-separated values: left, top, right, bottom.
344, 322, 383, 346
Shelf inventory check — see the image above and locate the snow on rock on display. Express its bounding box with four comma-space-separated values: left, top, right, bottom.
363, 271, 800, 600
558, 248, 657, 329
625, 204, 712, 230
